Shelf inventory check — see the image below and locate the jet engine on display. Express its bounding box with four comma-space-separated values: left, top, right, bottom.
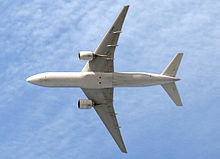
78, 51, 95, 61
78, 99, 94, 109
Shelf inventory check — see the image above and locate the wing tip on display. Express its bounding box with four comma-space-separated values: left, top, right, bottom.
123, 5, 129, 11
119, 142, 128, 153
121, 148, 128, 153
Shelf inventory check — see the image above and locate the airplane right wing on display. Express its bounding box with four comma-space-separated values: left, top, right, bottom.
82, 5, 129, 73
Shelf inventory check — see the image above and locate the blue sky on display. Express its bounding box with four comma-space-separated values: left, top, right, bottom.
0, 0, 220, 158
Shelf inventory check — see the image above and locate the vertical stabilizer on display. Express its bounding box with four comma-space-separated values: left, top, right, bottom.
162, 53, 183, 77
161, 82, 182, 106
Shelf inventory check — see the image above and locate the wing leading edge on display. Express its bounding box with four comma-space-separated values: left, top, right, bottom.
81, 88, 127, 153
82, 5, 129, 72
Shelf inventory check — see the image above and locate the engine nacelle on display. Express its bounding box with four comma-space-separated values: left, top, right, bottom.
78, 99, 94, 109
78, 51, 95, 61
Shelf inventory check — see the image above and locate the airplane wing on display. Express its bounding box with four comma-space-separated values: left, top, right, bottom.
82, 5, 129, 72
80, 6, 129, 153
81, 88, 127, 153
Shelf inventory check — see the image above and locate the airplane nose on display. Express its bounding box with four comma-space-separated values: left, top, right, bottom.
26, 73, 47, 85
26, 76, 35, 83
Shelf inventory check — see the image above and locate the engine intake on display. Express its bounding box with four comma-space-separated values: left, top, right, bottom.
78, 51, 94, 61
78, 99, 94, 109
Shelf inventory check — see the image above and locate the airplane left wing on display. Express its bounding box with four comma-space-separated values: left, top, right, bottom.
81, 88, 127, 153
82, 5, 129, 72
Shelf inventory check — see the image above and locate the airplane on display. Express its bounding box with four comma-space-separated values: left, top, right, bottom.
26, 5, 183, 153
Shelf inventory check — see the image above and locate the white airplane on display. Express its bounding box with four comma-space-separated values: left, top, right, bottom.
26, 5, 183, 153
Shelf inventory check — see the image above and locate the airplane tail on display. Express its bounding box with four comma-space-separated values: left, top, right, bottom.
161, 53, 183, 106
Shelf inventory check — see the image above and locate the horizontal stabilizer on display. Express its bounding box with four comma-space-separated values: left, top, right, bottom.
161, 82, 182, 106
162, 53, 183, 77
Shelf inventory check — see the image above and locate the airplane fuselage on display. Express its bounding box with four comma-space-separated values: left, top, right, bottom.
26, 72, 179, 88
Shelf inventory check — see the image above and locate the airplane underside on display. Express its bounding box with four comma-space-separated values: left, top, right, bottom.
26, 72, 179, 88
26, 5, 183, 153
